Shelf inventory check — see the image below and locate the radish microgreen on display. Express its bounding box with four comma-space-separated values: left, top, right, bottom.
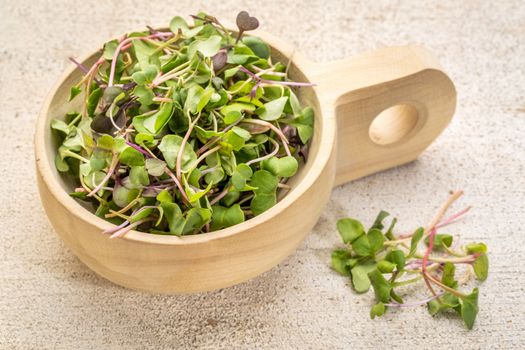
52, 11, 315, 237
331, 191, 489, 329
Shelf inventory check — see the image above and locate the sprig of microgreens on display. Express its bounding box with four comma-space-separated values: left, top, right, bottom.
51, 11, 315, 237
331, 191, 489, 329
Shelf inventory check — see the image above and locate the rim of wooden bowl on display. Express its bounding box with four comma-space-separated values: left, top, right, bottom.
35, 27, 336, 245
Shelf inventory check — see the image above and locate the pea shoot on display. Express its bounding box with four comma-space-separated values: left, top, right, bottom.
52, 11, 315, 237
331, 191, 489, 329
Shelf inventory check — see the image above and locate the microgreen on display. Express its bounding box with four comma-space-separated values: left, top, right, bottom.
53, 11, 315, 237
331, 191, 489, 329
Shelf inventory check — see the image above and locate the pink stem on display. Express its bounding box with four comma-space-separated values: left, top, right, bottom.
87, 155, 119, 197
103, 219, 129, 235
242, 119, 291, 156
210, 186, 230, 205
435, 206, 472, 229
398, 206, 472, 239
108, 32, 173, 87
110, 218, 151, 239
246, 138, 280, 166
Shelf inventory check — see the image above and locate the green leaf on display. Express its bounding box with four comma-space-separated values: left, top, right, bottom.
425, 233, 453, 249
129, 166, 150, 188
336, 218, 365, 244
69, 86, 81, 101
224, 110, 242, 125
385, 217, 397, 240
113, 184, 133, 207
185, 85, 213, 115
441, 262, 458, 288
103, 86, 125, 104
51, 119, 70, 135
204, 167, 225, 185
407, 227, 424, 258
427, 292, 459, 316
352, 235, 372, 257
87, 87, 103, 117
261, 156, 298, 178
130, 207, 154, 223
103, 39, 118, 60
250, 192, 276, 216
134, 86, 155, 106
145, 158, 166, 177
281, 106, 314, 144
210, 204, 245, 230
385, 249, 405, 270
368, 269, 392, 303
390, 289, 403, 304
132, 64, 159, 85
367, 228, 385, 253
232, 126, 251, 141
157, 135, 197, 170
242, 36, 270, 59
119, 146, 145, 166
156, 189, 173, 203
473, 254, 489, 281
377, 260, 397, 273
231, 163, 253, 190
250, 170, 278, 194
459, 289, 479, 329
169, 16, 189, 34
142, 102, 174, 134
223, 129, 246, 151
97, 135, 115, 151
132, 40, 160, 68
350, 263, 376, 293
370, 210, 389, 231
160, 202, 185, 235
182, 208, 212, 234
220, 102, 256, 117
119, 147, 143, 167
188, 35, 222, 58
466, 242, 487, 254
54, 154, 69, 172
331, 249, 352, 276
351, 229, 384, 257
370, 302, 386, 319
256, 96, 288, 121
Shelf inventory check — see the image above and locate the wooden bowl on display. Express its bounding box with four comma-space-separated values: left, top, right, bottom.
34, 28, 456, 293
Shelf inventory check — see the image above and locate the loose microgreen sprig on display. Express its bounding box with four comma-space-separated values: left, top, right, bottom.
331, 191, 489, 329
52, 11, 315, 237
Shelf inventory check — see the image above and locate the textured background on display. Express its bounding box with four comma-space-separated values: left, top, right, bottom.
1, 0, 524, 349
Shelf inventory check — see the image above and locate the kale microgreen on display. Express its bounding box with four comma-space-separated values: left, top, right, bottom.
53, 11, 315, 238
331, 191, 489, 329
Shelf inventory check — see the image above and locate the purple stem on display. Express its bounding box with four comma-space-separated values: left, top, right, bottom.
238, 66, 316, 87
69, 57, 103, 85
103, 219, 129, 235
125, 141, 152, 158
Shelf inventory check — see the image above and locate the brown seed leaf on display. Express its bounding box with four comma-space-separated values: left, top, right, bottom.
236, 11, 259, 32
212, 49, 228, 72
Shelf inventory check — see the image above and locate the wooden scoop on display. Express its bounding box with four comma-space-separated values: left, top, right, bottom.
34, 29, 456, 293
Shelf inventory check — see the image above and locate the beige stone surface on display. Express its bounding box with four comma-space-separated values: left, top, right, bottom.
1, 0, 524, 349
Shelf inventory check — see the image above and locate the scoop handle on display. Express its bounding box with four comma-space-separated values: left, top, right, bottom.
309, 45, 456, 186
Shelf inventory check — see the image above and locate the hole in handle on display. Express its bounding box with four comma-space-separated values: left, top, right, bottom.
369, 104, 419, 145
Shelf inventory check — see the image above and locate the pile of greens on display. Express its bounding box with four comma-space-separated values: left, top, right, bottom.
331, 191, 489, 329
52, 11, 314, 237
